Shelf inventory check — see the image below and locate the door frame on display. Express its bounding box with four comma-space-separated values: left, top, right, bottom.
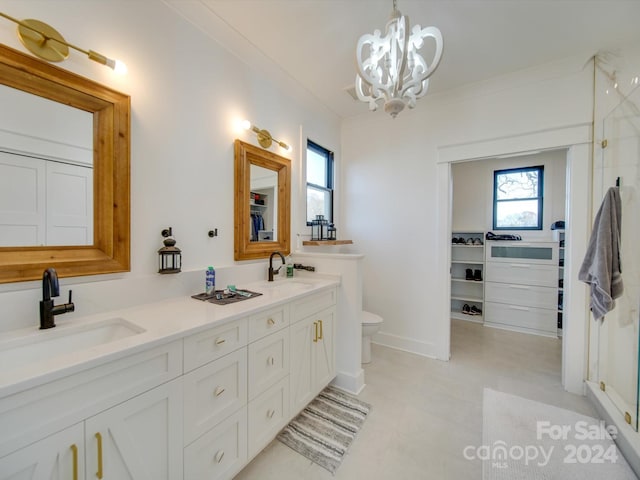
435, 124, 593, 395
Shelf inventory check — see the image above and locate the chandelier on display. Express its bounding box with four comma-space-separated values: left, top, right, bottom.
355, 0, 443, 118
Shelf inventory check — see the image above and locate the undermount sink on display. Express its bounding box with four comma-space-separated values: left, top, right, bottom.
260, 280, 315, 290
0, 318, 145, 370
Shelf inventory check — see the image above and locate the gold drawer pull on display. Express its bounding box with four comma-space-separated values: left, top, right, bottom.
70, 444, 79, 480
95, 432, 104, 479
215, 337, 226, 345
267, 409, 275, 419
267, 317, 275, 326
267, 356, 275, 366
214, 386, 225, 397
318, 319, 323, 340
313, 321, 318, 343
215, 450, 225, 464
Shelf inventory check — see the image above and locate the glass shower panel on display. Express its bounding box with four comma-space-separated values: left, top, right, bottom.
598, 83, 640, 431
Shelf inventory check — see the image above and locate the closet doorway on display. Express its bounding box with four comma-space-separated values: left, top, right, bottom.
436, 127, 592, 395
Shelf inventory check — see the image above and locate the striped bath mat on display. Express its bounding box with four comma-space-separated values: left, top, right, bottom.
277, 386, 372, 474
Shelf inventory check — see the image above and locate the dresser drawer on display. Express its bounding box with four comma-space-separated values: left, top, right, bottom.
485, 262, 557, 287
485, 301, 557, 336
248, 376, 290, 460
291, 288, 336, 323
485, 282, 557, 310
248, 305, 289, 343
486, 241, 558, 265
184, 318, 248, 372
248, 329, 289, 400
183, 348, 247, 445
184, 407, 247, 480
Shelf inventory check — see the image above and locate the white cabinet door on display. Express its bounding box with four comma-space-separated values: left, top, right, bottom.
84, 378, 183, 480
290, 316, 315, 414
313, 307, 335, 389
289, 306, 336, 415
0, 422, 84, 480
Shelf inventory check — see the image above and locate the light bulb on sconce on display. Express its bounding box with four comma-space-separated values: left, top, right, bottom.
241, 119, 291, 152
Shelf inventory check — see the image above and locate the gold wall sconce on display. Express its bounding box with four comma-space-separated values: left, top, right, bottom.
241, 120, 291, 151
0, 12, 127, 74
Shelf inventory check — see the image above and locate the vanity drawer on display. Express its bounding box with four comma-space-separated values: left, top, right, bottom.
485, 262, 557, 287
248, 305, 289, 343
485, 282, 557, 310
291, 288, 336, 324
247, 376, 290, 460
484, 301, 557, 336
184, 406, 247, 480
183, 348, 247, 445
183, 318, 248, 372
248, 329, 289, 400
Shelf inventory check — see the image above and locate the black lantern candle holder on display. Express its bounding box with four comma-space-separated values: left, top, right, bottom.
158, 227, 181, 274
310, 215, 331, 241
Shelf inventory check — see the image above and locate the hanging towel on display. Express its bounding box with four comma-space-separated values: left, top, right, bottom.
578, 186, 623, 321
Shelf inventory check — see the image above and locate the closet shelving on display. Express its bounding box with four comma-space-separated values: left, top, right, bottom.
249, 191, 273, 241
450, 231, 485, 323
554, 229, 565, 337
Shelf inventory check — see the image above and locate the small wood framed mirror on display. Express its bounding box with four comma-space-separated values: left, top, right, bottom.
234, 139, 290, 260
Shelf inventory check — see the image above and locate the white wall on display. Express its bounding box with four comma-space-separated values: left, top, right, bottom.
341, 53, 594, 359
452, 150, 567, 239
0, 1, 341, 332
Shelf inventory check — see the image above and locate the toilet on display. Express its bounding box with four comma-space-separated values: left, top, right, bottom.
361, 310, 383, 364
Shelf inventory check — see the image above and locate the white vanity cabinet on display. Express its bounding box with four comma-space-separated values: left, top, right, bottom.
290, 290, 336, 414
0, 342, 184, 480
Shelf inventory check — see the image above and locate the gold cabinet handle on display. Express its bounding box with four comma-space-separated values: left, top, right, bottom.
214, 386, 225, 397
215, 337, 226, 345
70, 444, 79, 480
215, 450, 225, 464
318, 319, 323, 340
313, 321, 318, 343
95, 432, 103, 479
267, 409, 275, 419
267, 317, 275, 326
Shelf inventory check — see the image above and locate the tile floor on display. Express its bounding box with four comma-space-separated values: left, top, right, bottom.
234, 319, 598, 479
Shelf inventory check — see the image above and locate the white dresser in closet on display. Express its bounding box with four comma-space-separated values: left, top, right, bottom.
484, 241, 558, 337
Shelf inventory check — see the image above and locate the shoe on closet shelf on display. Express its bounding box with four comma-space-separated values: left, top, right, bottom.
474, 269, 483, 281
470, 305, 482, 316
465, 238, 474, 245
473, 237, 483, 245
465, 268, 474, 280
462, 304, 471, 315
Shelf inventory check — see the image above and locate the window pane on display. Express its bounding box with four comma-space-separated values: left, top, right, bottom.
495, 199, 539, 228
495, 170, 539, 200
307, 186, 331, 222
307, 149, 327, 187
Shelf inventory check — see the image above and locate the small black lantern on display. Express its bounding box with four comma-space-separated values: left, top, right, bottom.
158, 227, 181, 274
327, 223, 336, 240
310, 215, 321, 240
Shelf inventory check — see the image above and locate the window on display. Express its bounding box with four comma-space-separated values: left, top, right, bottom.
306, 140, 334, 224
493, 166, 544, 230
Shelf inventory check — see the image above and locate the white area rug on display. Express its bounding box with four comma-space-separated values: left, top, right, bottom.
481, 388, 637, 479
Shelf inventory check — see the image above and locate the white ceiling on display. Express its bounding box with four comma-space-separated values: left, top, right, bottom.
166, 0, 640, 119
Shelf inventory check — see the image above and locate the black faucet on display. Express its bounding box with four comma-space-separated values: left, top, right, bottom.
40, 268, 75, 329
268, 251, 286, 282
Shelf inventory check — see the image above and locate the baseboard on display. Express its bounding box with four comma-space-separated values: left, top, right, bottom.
331, 368, 365, 395
372, 331, 438, 359
586, 381, 640, 477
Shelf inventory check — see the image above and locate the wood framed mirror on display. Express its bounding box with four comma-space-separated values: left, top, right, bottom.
0, 44, 130, 283
234, 139, 290, 260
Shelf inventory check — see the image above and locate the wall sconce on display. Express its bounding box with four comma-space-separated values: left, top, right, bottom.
158, 228, 182, 274
0, 12, 127, 74
241, 120, 291, 151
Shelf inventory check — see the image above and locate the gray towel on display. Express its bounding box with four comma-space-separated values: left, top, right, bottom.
578, 186, 623, 321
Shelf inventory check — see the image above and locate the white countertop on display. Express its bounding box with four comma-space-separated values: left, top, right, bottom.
0, 275, 339, 397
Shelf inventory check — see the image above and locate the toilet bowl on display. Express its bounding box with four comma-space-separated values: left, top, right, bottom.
361, 311, 383, 364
